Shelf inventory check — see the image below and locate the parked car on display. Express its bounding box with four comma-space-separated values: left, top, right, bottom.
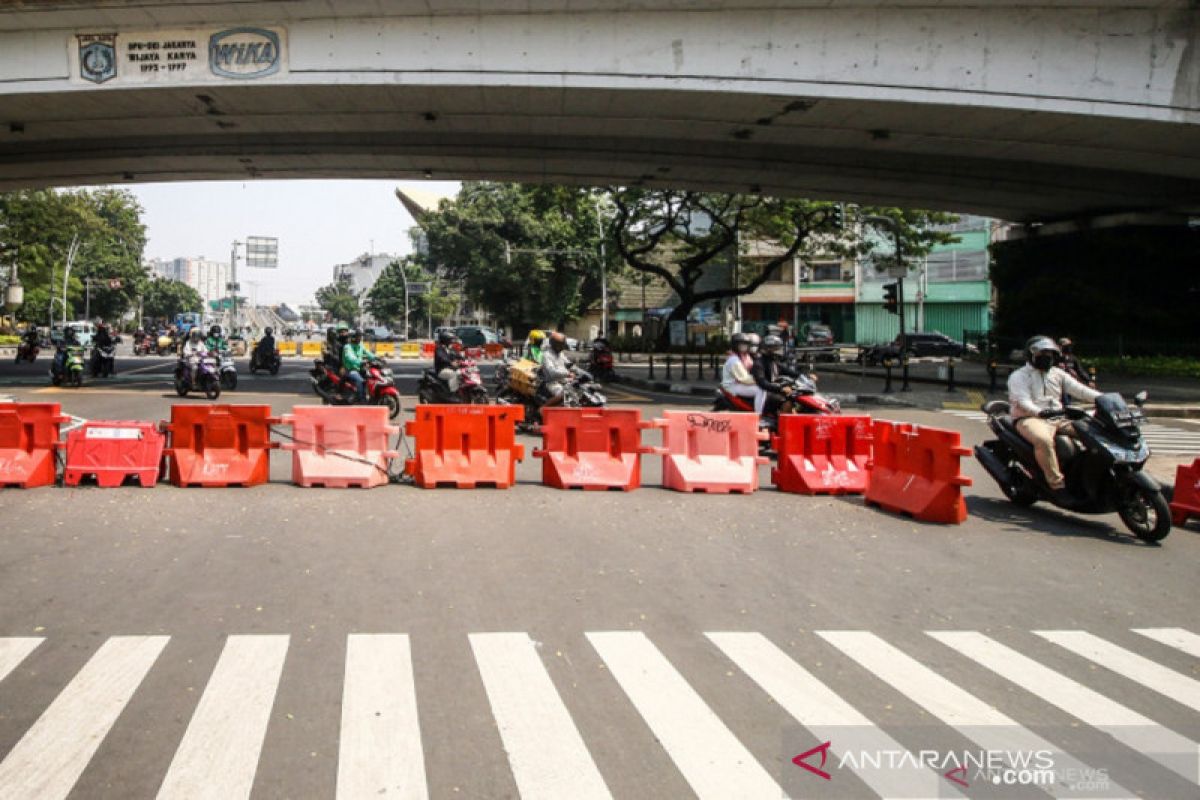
364, 326, 396, 342
804, 324, 835, 346
455, 325, 503, 348
859, 332, 976, 364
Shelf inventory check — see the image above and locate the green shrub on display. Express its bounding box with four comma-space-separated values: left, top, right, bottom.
1087, 355, 1200, 380
0, 335, 19, 345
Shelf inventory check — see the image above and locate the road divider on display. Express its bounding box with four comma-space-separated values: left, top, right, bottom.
62, 420, 164, 488
163, 404, 278, 488
1169, 458, 1200, 527
405, 405, 524, 488
865, 421, 972, 524
772, 415, 873, 495
533, 408, 653, 491
279, 406, 398, 489
0, 402, 68, 488
649, 410, 768, 494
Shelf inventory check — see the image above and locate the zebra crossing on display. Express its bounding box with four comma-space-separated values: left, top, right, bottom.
1, 628, 1197, 798
941, 409, 1200, 456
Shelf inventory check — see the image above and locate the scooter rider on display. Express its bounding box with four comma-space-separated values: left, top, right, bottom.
539, 331, 574, 409
255, 326, 277, 366
721, 333, 764, 411
1008, 335, 1101, 502
91, 322, 115, 375
54, 326, 79, 377
205, 324, 227, 353
181, 327, 208, 384
1057, 337, 1095, 389
435, 329, 466, 392
341, 328, 370, 402
751, 334, 795, 416
527, 329, 546, 362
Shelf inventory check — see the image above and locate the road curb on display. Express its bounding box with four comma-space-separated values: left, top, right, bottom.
613, 374, 923, 409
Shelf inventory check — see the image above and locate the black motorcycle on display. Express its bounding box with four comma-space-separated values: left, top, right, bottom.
90, 344, 116, 378
494, 363, 606, 431
418, 360, 490, 405
249, 345, 281, 375
974, 392, 1171, 541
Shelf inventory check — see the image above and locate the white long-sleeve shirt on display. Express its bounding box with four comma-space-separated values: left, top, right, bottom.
1007, 364, 1101, 419
721, 354, 756, 389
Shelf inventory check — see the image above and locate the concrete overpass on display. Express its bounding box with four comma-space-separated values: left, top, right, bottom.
0, 1, 1197, 222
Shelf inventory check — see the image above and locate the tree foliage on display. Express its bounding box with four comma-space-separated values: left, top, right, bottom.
315, 275, 360, 325
142, 277, 203, 321
366, 258, 457, 334
0, 188, 147, 325
420, 182, 619, 333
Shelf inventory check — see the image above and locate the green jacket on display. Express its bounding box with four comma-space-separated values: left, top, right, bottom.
206, 336, 227, 352
342, 342, 369, 371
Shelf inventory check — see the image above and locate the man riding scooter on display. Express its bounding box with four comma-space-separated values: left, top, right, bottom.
539, 332, 575, 409
751, 334, 797, 417
1008, 335, 1100, 504
52, 326, 79, 380
341, 328, 370, 403
434, 329, 466, 392
720, 333, 764, 412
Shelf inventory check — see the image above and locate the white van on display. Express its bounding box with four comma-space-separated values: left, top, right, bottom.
52, 321, 95, 346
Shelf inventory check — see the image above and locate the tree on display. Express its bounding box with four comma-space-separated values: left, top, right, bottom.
608, 189, 957, 340
420, 182, 619, 333
0, 188, 147, 326
315, 275, 360, 325
366, 258, 457, 335
142, 278, 203, 321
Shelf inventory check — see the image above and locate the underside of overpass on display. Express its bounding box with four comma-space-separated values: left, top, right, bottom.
0, 1, 1197, 222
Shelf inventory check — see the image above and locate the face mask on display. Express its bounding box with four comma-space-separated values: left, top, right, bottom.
1032, 353, 1056, 371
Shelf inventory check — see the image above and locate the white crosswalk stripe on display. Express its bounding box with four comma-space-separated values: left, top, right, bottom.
942, 408, 1200, 455
0, 628, 1197, 798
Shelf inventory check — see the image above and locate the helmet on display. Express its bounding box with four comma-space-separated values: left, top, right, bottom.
189, 328, 202, 339
350, 328, 362, 341
528, 330, 545, 345
1025, 335, 1061, 369
264, 327, 273, 336
762, 334, 784, 354
209, 325, 221, 337
747, 333, 762, 352
731, 332, 749, 349
438, 329, 456, 345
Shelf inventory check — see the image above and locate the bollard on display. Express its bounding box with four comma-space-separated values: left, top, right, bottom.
901, 357, 911, 392
1089, 365, 1098, 387
665, 353, 673, 380
946, 359, 956, 392
883, 361, 894, 393
988, 360, 998, 394
648, 352, 655, 380
681, 351, 689, 380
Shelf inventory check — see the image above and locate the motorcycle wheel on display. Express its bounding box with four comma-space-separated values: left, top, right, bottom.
70, 370, 82, 388
174, 375, 189, 397
270, 362, 280, 376
1000, 465, 1038, 507
204, 376, 221, 401
417, 385, 433, 405
221, 372, 238, 391
1118, 486, 1172, 542
383, 393, 402, 420
469, 387, 490, 405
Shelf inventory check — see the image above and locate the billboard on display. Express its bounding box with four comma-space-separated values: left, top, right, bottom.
246, 236, 278, 269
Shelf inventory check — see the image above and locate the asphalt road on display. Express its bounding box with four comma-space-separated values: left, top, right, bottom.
0, 350, 1197, 799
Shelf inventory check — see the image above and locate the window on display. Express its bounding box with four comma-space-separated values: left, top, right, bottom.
925, 250, 988, 282
749, 258, 793, 284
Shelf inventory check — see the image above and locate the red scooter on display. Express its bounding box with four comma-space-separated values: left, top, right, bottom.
15, 338, 39, 363
310, 358, 402, 419
713, 373, 840, 431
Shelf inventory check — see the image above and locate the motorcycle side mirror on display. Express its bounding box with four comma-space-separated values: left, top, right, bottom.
1134, 391, 1148, 407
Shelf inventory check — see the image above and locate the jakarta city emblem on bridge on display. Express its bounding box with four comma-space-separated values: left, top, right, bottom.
77, 34, 117, 84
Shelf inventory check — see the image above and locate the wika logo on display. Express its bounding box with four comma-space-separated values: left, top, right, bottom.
209, 27, 281, 79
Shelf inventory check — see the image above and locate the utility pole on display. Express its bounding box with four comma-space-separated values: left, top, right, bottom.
594, 195, 608, 337
62, 234, 80, 326
229, 239, 242, 332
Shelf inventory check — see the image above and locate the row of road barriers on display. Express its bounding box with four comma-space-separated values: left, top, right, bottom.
1, 402, 977, 525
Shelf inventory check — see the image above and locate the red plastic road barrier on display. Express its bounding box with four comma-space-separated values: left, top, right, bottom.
651, 410, 768, 494
62, 421, 164, 487
405, 404, 525, 488
279, 406, 398, 488
483, 343, 506, 360
865, 421, 972, 524
771, 414, 873, 495
0, 403, 68, 489
163, 405, 278, 487
533, 408, 653, 490
1169, 458, 1200, 527
420, 341, 435, 359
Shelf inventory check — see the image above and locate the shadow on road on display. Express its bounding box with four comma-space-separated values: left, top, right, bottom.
965, 496, 1156, 547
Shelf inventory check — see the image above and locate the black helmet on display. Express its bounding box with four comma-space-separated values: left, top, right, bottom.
350, 328, 362, 341
438, 330, 456, 345
731, 332, 749, 349
264, 327, 273, 336
209, 325, 221, 337
762, 334, 783, 353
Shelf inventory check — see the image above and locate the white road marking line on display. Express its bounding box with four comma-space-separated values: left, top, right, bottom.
708, 632, 955, 799
818, 631, 1134, 799
470, 633, 611, 800
336, 635, 429, 800
1132, 628, 1200, 659
1035, 630, 1200, 714
156, 635, 289, 800
930, 631, 1199, 784
0, 636, 168, 800
0, 638, 43, 683
587, 631, 783, 800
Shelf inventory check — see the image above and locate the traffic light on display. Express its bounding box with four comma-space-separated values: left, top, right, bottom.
883, 282, 899, 315
829, 205, 844, 229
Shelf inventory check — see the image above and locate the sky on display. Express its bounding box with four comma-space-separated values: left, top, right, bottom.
127, 179, 461, 308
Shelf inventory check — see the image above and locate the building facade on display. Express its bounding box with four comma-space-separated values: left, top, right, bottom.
146, 256, 231, 310
332, 252, 395, 296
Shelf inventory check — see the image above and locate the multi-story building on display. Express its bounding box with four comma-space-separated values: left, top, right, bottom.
145, 256, 231, 309
332, 253, 396, 296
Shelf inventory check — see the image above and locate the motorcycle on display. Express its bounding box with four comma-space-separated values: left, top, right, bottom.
15, 339, 39, 363
494, 362, 606, 431
974, 392, 1171, 542
216, 348, 238, 391
90, 344, 116, 378
417, 359, 490, 405
50, 346, 86, 388
174, 354, 221, 400
587, 338, 615, 381
249, 345, 281, 375
712, 372, 840, 432
156, 334, 175, 356
133, 336, 153, 356
309, 358, 402, 419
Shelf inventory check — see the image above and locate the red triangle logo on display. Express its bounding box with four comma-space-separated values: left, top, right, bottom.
792, 741, 832, 780
944, 765, 969, 788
